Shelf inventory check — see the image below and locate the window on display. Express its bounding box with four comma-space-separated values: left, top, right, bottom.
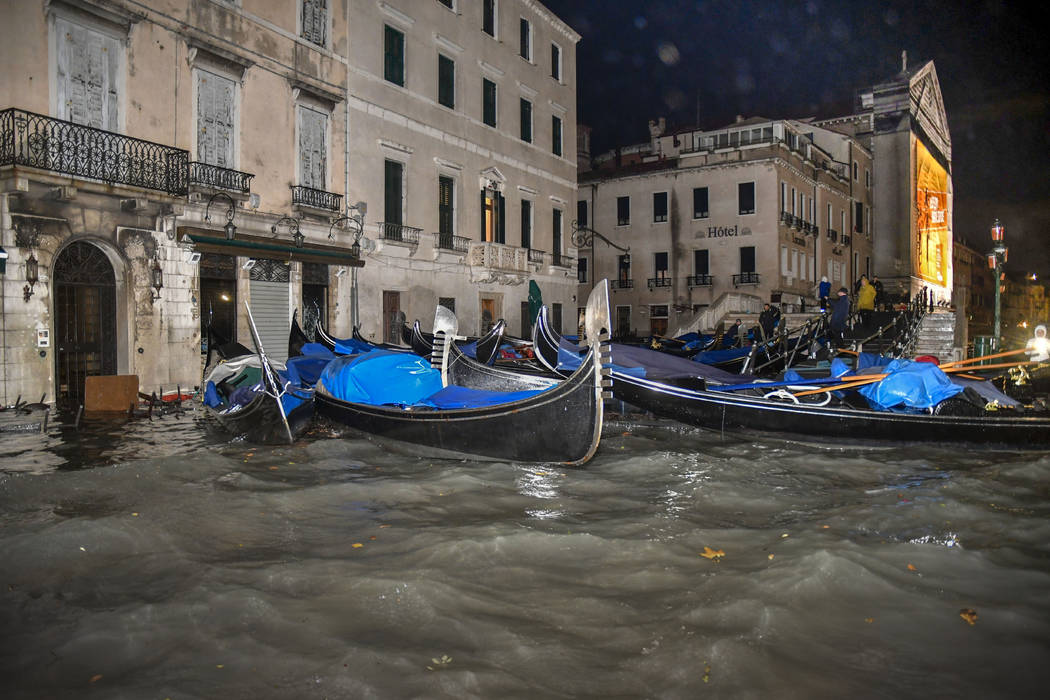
553, 208, 562, 257
827, 203, 833, 230
852, 161, 859, 180
520, 199, 532, 248
438, 175, 454, 236
301, 0, 327, 47
552, 115, 563, 156
576, 200, 588, 228
384, 25, 405, 86
865, 168, 871, 189
196, 69, 236, 168
654, 251, 668, 279
384, 159, 403, 226
298, 105, 328, 189
738, 182, 755, 215
438, 54, 455, 109
481, 189, 505, 243
54, 16, 122, 130
694, 249, 709, 275
616, 196, 630, 226
483, 0, 496, 37
439, 296, 456, 313
653, 192, 668, 223
618, 254, 631, 282
519, 18, 531, 61
649, 304, 668, 337
854, 202, 863, 233
551, 303, 562, 335
482, 78, 497, 127
693, 187, 709, 219
780, 182, 787, 213
520, 98, 532, 142
551, 43, 562, 81
577, 257, 588, 283
740, 246, 756, 273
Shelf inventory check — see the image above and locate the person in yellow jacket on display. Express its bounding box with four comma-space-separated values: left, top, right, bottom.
856, 276, 876, 329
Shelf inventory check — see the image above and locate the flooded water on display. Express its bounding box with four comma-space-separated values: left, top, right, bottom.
1, 408, 1048, 698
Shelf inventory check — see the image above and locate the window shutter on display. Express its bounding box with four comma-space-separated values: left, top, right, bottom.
496, 192, 506, 243
299, 107, 327, 189
438, 176, 454, 235
480, 190, 487, 240
197, 71, 235, 167
302, 0, 327, 46
384, 160, 403, 225
57, 18, 120, 130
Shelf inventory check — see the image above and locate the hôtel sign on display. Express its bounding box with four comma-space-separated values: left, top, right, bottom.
695, 225, 752, 239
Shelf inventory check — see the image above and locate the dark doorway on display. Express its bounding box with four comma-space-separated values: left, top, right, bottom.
53, 241, 117, 407
199, 253, 237, 353
302, 262, 329, 341
383, 290, 402, 345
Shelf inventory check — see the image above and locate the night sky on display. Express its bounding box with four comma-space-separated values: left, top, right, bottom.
542, 0, 1050, 278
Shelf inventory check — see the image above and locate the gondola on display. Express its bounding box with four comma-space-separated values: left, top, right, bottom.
315, 316, 411, 354
407, 317, 506, 365
314, 280, 612, 464
533, 302, 1050, 448
200, 308, 329, 444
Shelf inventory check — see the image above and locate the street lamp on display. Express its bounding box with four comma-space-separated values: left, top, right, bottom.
204, 191, 238, 241
988, 218, 1008, 351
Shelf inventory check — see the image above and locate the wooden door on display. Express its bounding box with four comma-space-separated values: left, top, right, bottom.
383, 291, 402, 344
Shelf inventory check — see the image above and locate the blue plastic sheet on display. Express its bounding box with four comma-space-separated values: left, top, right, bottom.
334, 337, 379, 356
320, 351, 442, 406
857, 359, 963, 412
285, 352, 334, 387
691, 346, 750, 365
420, 385, 543, 409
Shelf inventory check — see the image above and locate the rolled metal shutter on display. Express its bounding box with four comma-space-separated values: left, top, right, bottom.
248, 259, 290, 363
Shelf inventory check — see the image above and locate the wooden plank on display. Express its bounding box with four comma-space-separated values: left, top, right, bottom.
84, 375, 139, 413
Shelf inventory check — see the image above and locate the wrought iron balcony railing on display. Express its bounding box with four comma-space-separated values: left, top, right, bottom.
378, 221, 422, 245
528, 248, 546, 264
1, 108, 188, 195
434, 232, 469, 253
732, 272, 761, 286
611, 278, 634, 289
841, 234, 851, 246
647, 276, 672, 289
687, 274, 713, 287
188, 161, 254, 194
291, 184, 342, 212
827, 228, 838, 242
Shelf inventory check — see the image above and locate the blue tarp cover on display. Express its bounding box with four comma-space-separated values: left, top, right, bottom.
691, 346, 750, 365
857, 359, 963, 411
320, 349, 553, 409
334, 337, 379, 356
285, 351, 334, 387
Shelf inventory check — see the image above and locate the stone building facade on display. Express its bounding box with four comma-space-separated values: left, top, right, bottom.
0, 0, 578, 407
577, 117, 873, 337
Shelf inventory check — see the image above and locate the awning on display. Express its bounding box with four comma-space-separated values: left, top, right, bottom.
177, 226, 365, 267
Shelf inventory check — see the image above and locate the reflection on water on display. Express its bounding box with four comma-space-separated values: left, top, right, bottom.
0, 412, 1048, 698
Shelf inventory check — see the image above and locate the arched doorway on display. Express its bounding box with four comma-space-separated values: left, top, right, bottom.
53, 241, 118, 406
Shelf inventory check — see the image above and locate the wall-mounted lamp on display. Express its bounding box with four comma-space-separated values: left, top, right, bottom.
204, 191, 238, 241
272, 216, 304, 248
242, 258, 256, 271
185, 250, 202, 264
150, 258, 164, 302
23, 253, 39, 303
335, 267, 348, 277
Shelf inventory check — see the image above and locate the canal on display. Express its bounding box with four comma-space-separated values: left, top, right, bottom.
1, 409, 1047, 698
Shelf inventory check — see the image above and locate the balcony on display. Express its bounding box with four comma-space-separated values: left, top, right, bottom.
378, 221, 422, 246
1, 108, 188, 195
188, 161, 254, 194
827, 228, 838, 242
527, 248, 546, 264
552, 252, 573, 268
732, 272, 760, 286
291, 184, 342, 212
647, 276, 672, 289
687, 274, 713, 287
434, 232, 469, 253
611, 278, 634, 289
841, 234, 851, 246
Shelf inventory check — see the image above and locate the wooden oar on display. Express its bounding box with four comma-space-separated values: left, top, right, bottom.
940, 348, 1027, 369
793, 361, 1040, 398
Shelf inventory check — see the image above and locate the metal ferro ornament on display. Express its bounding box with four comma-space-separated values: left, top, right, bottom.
570, 220, 630, 257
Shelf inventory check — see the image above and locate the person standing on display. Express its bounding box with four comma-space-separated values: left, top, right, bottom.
857, 277, 876, 329
817, 276, 831, 311
722, 319, 742, 347
759, 303, 776, 340
830, 287, 850, 348
872, 275, 884, 310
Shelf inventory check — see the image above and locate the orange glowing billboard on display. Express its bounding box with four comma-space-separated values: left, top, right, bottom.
914, 138, 951, 285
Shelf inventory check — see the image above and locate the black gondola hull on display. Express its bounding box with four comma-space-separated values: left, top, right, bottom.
202, 393, 314, 445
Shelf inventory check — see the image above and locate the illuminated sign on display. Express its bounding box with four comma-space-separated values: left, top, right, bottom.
914, 138, 951, 285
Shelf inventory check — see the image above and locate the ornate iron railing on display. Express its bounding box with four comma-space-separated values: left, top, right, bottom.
687, 274, 713, 287
378, 221, 422, 245
434, 232, 469, 253
527, 248, 546, 264
732, 272, 761, 286
827, 228, 839, 242
552, 252, 573, 268
611, 278, 634, 289
0, 108, 188, 195
841, 234, 851, 246
647, 276, 672, 289
188, 161, 254, 193
291, 184, 342, 211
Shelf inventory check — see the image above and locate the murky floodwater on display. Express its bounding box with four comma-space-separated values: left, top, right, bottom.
1, 408, 1048, 698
